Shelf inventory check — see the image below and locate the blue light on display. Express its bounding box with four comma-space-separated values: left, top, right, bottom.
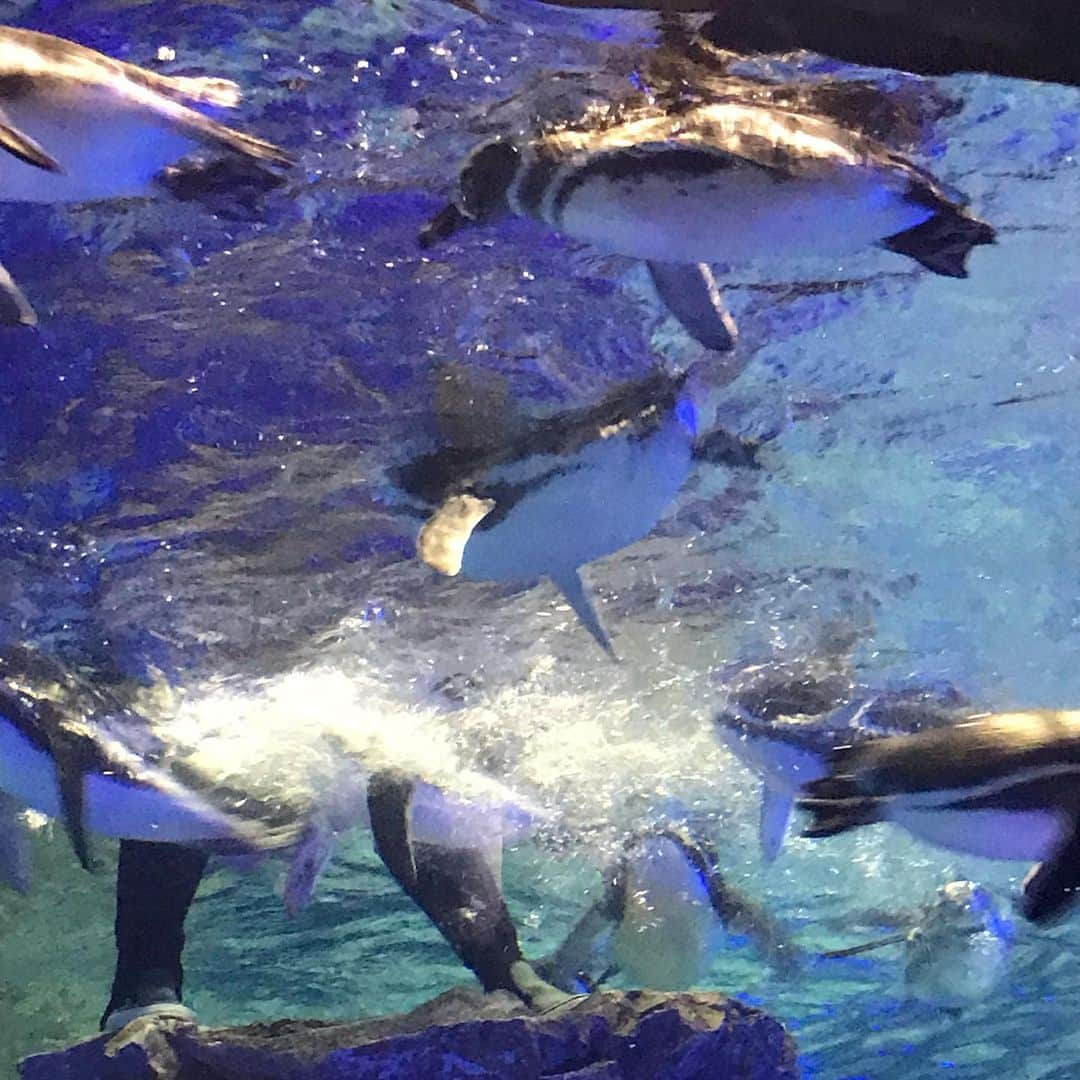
675, 397, 698, 437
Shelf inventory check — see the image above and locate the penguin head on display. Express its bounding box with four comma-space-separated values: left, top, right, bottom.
457, 139, 520, 221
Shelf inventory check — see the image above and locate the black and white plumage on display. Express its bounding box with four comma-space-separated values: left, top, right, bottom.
716, 673, 969, 863
0, 26, 293, 325
393, 371, 710, 659
798, 710, 1080, 924
903, 880, 1013, 1009
539, 824, 796, 992
421, 97, 995, 351
0, 647, 300, 889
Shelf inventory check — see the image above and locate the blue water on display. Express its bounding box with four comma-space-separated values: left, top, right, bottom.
1, 0, 1079, 1077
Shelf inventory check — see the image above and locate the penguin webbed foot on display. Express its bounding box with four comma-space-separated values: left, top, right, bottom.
692, 428, 761, 469
67, 824, 100, 873
880, 212, 996, 279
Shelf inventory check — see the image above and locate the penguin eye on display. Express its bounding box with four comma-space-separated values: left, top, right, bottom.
458, 141, 520, 220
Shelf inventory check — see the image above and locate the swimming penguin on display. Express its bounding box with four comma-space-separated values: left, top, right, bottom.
716, 673, 969, 863
102, 766, 567, 1034
0, 26, 293, 324
798, 710, 1080, 925
903, 880, 1014, 1009
420, 97, 994, 350
820, 879, 1014, 1010
526, 0, 1080, 87
539, 824, 797, 993
0, 646, 299, 886
394, 369, 741, 659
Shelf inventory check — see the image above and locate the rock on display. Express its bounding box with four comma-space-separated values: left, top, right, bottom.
19, 987, 798, 1080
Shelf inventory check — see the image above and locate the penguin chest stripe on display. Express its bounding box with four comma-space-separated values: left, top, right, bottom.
893, 762, 1080, 812
543, 146, 753, 229
509, 149, 563, 219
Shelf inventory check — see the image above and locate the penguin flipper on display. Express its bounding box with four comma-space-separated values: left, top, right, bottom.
57, 767, 96, 871
646, 261, 738, 352
551, 567, 617, 661
759, 782, 793, 863
0, 260, 37, 327
0, 113, 61, 173
1020, 825, 1080, 925
0, 792, 32, 894
282, 816, 338, 917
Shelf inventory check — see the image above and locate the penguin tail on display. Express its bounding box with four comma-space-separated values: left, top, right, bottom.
881, 209, 996, 278
797, 771, 884, 839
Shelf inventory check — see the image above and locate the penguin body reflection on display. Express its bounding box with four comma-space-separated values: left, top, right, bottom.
0, 646, 305, 890
395, 370, 754, 658
820, 880, 1014, 1011
903, 881, 1013, 1010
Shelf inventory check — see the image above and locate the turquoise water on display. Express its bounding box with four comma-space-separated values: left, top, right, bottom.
1, 0, 1079, 1077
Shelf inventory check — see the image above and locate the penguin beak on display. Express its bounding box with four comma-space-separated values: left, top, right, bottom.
419, 203, 470, 249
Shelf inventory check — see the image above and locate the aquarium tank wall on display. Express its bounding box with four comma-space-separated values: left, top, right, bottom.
0, 0, 1078, 1077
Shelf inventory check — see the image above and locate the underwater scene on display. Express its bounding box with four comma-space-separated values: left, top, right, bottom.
0, 0, 1078, 1076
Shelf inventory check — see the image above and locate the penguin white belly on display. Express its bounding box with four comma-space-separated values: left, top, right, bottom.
0, 91, 195, 203
892, 805, 1066, 862
719, 729, 827, 793
0, 719, 62, 818
461, 415, 692, 582
556, 167, 932, 265
83, 772, 244, 844
613, 836, 716, 989
0, 714, 245, 844
906, 927, 1011, 1008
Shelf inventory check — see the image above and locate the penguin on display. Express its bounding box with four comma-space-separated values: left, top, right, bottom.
0, 646, 300, 886
819, 879, 1014, 1011
420, 96, 994, 351
0, 26, 293, 324
716, 672, 969, 863
798, 710, 1080, 924
902, 880, 1014, 1009
393, 369, 755, 659
539, 824, 797, 993
692, 1, 1080, 89
524, 0, 1080, 87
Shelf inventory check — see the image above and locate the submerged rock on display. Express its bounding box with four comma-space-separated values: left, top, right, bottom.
19, 986, 798, 1080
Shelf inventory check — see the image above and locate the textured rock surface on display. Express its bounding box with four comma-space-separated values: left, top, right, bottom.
18, 987, 798, 1080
